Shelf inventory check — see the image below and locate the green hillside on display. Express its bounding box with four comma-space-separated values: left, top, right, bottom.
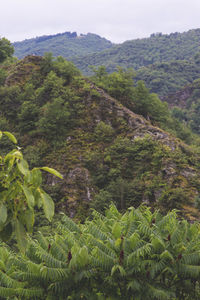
162, 78, 200, 136
14, 28, 200, 78
13, 31, 113, 59
71, 28, 200, 74
13, 29, 200, 98
0, 53, 200, 221
135, 57, 200, 97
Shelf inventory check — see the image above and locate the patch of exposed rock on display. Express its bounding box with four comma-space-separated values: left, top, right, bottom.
86, 80, 178, 150
162, 85, 194, 109
65, 167, 93, 218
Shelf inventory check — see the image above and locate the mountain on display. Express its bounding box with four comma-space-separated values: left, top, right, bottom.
13, 31, 114, 59
135, 57, 200, 97
14, 28, 200, 76
13, 29, 200, 98
163, 78, 200, 135
0, 55, 200, 221
71, 28, 200, 75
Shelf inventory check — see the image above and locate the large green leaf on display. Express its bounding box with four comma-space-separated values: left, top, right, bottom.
3, 131, 17, 144
112, 222, 122, 239
111, 264, 126, 276
29, 169, 42, 187
40, 191, 54, 221
17, 159, 29, 176
14, 219, 27, 252
5, 150, 22, 162
78, 246, 89, 267
40, 167, 63, 179
23, 209, 34, 233
160, 250, 174, 262
34, 189, 42, 209
21, 185, 35, 209
0, 203, 7, 225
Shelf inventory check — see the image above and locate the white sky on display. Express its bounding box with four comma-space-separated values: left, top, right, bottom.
1, 0, 200, 43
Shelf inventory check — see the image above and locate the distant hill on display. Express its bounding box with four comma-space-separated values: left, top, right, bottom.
13, 31, 114, 59
71, 28, 200, 74
163, 78, 200, 135
135, 57, 200, 97
14, 28, 200, 76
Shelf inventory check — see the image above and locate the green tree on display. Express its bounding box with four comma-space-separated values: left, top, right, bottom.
40, 52, 54, 75
94, 121, 115, 143
18, 101, 39, 133
0, 38, 14, 63
0, 69, 7, 85
35, 70, 66, 106
0, 85, 21, 122
133, 81, 170, 124
91, 66, 135, 109
38, 97, 70, 139
53, 56, 81, 84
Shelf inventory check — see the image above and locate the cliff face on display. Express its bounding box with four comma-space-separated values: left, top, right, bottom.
87, 81, 177, 148
1, 55, 200, 220
162, 79, 200, 136
163, 85, 194, 109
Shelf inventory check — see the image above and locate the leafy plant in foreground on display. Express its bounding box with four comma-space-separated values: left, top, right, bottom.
0, 205, 199, 299
0, 131, 62, 251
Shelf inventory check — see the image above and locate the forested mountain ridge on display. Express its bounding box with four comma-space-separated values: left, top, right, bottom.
135, 57, 200, 97
71, 28, 200, 74
14, 28, 200, 76
0, 54, 200, 221
13, 28, 200, 99
13, 31, 114, 59
163, 78, 200, 136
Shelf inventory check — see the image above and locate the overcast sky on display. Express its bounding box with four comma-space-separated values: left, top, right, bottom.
1, 0, 200, 43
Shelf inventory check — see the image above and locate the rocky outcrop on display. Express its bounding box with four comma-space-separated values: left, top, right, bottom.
86, 80, 178, 150
162, 85, 194, 109
5, 55, 43, 86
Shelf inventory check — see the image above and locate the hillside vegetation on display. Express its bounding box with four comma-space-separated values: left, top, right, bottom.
71, 29, 200, 74
13, 29, 200, 98
135, 57, 200, 97
13, 31, 113, 59
162, 78, 200, 136
0, 53, 200, 221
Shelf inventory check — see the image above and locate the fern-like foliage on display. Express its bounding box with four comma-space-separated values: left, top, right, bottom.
0, 205, 199, 299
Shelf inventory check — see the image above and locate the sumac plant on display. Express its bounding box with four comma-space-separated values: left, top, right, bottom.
0, 204, 199, 299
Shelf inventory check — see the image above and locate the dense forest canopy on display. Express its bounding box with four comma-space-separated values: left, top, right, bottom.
164, 78, 200, 136
71, 29, 200, 74
135, 57, 200, 97
13, 32, 113, 59
13, 28, 200, 98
